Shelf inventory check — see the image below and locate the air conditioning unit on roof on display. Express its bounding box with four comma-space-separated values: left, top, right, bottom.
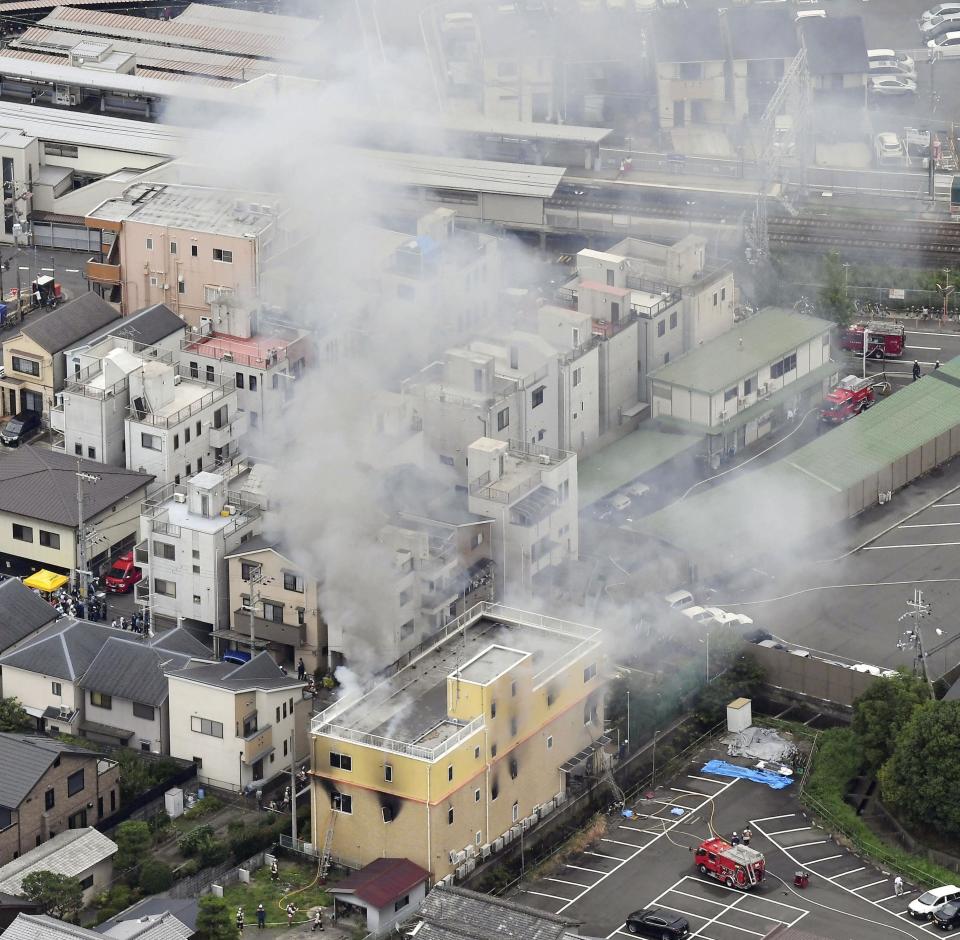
173, 492, 187, 504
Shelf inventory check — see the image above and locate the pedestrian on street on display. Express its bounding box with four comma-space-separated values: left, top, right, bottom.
913, 359, 922, 381
935, 360, 941, 370
297, 658, 306, 681
271, 858, 279, 882
111, 619, 118, 630
742, 827, 752, 846
895, 875, 904, 896
256, 788, 263, 810
286, 903, 297, 926
236, 908, 244, 933
257, 904, 266, 929
731, 831, 740, 846
312, 910, 324, 932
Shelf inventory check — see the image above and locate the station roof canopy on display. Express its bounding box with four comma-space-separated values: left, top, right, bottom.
355, 149, 566, 199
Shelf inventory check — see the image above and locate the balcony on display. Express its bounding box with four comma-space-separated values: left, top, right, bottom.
49, 405, 64, 433
209, 412, 249, 449
242, 724, 273, 764
234, 609, 304, 648
86, 259, 121, 285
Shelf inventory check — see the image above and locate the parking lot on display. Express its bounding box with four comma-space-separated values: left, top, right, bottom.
508, 750, 942, 939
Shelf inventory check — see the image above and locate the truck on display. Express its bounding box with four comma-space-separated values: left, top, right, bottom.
694, 837, 765, 890
840, 321, 906, 358
819, 374, 877, 424
104, 551, 142, 594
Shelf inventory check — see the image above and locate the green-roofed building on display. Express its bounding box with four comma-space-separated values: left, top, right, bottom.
648, 307, 837, 461
633, 357, 960, 577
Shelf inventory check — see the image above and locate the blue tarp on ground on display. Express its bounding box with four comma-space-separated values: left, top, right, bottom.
701, 759, 794, 790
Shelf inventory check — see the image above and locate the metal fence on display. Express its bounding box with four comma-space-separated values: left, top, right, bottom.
167, 850, 267, 899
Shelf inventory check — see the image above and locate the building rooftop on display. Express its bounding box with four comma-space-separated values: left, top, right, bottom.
0, 619, 131, 682
329, 858, 430, 909
0, 734, 104, 809
727, 7, 799, 61
470, 440, 573, 508
88, 182, 279, 237
96, 897, 199, 935
312, 604, 600, 761
76, 303, 185, 351
0, 828, 117, 896
77, 636, 191, 706
802, 15, 868, 76
98, 913, 191, 940
4, 915, 106, 940
167, 649, 301, 692
0, 576, 58, 655
457, 645, 528, 685
650, 307, 833, 393
21, 291, 120, 353
182, 327, 301, 369
653, 8, 726, 63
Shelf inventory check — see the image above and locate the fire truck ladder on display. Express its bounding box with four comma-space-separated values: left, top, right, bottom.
746, 863, 758, 886
318, 810, 337, 880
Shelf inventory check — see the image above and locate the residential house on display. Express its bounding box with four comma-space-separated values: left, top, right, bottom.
97, 896, 199, 938
0, 737, 119, 865
328, 858, 430, 935
309, 604, 604, 881
166, 651, 309, 792
0, 447, 152, 580
84, 182, 286, 325
134, 470, 262, 635
7, 912, 191, 940
801, 16, 868, 104
0, 576, 58, 657
466, 437, 578, 598
653, 9, 729, 130
0, 828, 116, 904
648, 307, 836, 461
0, 293, 120, 421
726, 7, 799, 121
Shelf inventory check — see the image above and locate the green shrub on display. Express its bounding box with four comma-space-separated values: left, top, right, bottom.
198, 839, 229, 868
139, 860, 174, 894
147, 811, 171, 837
183, 795, 223, 820
177, 860, 199, 878
178, 825, 215, 857
229, 822, 280, 862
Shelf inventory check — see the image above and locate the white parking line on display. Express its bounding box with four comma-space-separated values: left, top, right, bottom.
802, 854, 844, 865
854, 879, 888, 891
566, 864, 605, 875
878, 893, 913, 902
545, 877, 590, 888
752, 813, 796, 823
766, 826, 812, 836
835, 867, 866, 878
665, 887, 802, 922
669, 787, 700, 796
521, 889, 569, 902
690, 892, 747, 939
688, 774, 725, 784
620, 825, 663, 835
864, 541, 960, 549
896, 911, 941, 932
789, 840, 829, 848
900, 522, 960, 528
933, 503, 960, 508
906, 345, 942, 351
585, 850, 621, 860
603, 837, 646, 848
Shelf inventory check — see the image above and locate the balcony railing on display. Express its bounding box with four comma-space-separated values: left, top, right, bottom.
86, 259, 120, 285
130, 365, 236, 430
313, 714, 485, 763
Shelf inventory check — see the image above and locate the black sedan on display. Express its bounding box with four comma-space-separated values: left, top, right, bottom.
625, 909, 690, 939
935, 901, 960, 931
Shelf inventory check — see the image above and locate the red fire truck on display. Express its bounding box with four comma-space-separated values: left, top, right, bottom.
819, 375, 877, 425
694, 838, 765, 890
840, 322, 905, 358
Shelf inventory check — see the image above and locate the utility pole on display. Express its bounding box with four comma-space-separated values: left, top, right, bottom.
247, 564, 273, 656
75, 462, 101, 597
897, 588, 934, 692
289, 724, 297, 844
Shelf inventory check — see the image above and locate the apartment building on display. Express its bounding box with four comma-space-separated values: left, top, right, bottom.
466, 438, 577, 595
125, 360, 244, 486
135, 470, 261, 634
0, 293, 119, 421
166, 652, 309, 792
309, 603, 604, 881
84, 182, 285, 325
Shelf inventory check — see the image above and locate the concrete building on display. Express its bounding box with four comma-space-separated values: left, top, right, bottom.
309, 603, 604, 881
466, 438, 578, 596
84, 182, 286, 325
727, 7, 800, 121
0, 737, 119, 865
0, 293, 120, 421
648, 307, 835, 461
166, 651, 309, 792
134, 470, 262, 635
801, 16, 868, 103
0, 447, 152, 580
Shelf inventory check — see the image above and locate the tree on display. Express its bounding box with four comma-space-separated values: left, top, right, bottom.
113, 749, 152, 803
852, 673, 929, 771
21, 871, 83, 921
138, 860, 174, 894
879, 700, 960, 839
195, 896, 238, 940
817, 251, 855, 327
114, 820, 151, 873
0, 696, 30, 732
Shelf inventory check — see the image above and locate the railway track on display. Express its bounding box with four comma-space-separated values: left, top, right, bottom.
767, 216, 960, 257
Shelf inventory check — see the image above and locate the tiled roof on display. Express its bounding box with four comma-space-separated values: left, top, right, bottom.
80, 303, 185, 350
0, 576, 58, 654
329, 858, 429, 910
100, 913, 192, 940
20, 292, 120, 353
77, 637, 189, 706
802, 15, 868, 75
167, 650, 300, 692
0, 619, 124, 681
97, 897, 199, 934
0, 734, 101, 808
150, 626, 214, 660
3, 914, 104, 940
0, 828, 117, 895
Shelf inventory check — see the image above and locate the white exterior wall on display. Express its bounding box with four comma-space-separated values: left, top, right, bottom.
0, 133, 41, 245
558, 344, 601, 453
685, 274, 735, 348
61, 388, 128, 467
84, 690, 167, 753
656, 60, 728, 129
148, 527, 219, 628
0, 665, 79, 724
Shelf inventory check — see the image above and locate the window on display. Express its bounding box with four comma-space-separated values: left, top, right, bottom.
724, 386, 737, 403
249, 375, 258, 391
196, 420, 202, 436
721, 287, 727, 301
770, 353, 797, 379
497, 407, 509, 431
11, 356, 39, 377
509, 757, 518, 779
133, 702, 154, 720
154, 578, 176, 598
330, 752, 352, 771
583, 662, 597, 682
213, 248, 233, 263
191, 244, 198, 257
240, 561, 260, 582
173, 433, 180, 451
153, 541, 175, 560
141, 433, 161, 451
284, 572, 304, 592
439, 454, 455, 467
584, 700, 598, 725
713, 292, 718, 307
510, 717, 518, 737
512, 801, 520, 822
384, 764, 393, 783
394, 895, 410, 913
744, 376, 754, 396
35, 529, 61, 551
400, 619, 414, 638
474, 788, 481, 802
90, 691, 112, 709
275, 706, 280, 723
490, 743, 497, 757
511, 680, 517, 697
43, 142, 78, 158
146, 237, 154, 250
447, 764, 454, 782
332, 793, 352, 814
74, 443, 82, 456
185, 464, 191, 477
573, 367, 582, 387
670, 311, 678, 330
447, 807, 454, 825
67, 769, 84, 796
282, 702, 287, 719
191, 716, 223, 737
262, 601, 283, 623
531, 386, 544, 409
178, 280, 185, 295
547, 735, 553, 749
490, 700, 497, 718
12, 524, 32, 543
51, 681, 61, 696
205, 365, 215, 383
170, 241, 177, 254
474, 745, 481, 760
657, 320, 665, 337
234, 372, 246, 391
679, 62, 702, 80
189, 361, 199, 380
45, 789, 55, 810
0, 807, 11, 830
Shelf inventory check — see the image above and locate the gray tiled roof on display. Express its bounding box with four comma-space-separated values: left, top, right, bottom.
0, 734, 102, 809
20, 293, 121, 353
0, 576, 58, 654
653, 9, 726, 63
727, 7, 799, 61
0, 828, 117, 895
224, 535, 283, 559
97, 897, 199, 934
100, 913, 192, 940
802, 15, 868, 75
167, 651, 300, 692
3, 914, 104, 940
77, 637, 189, 707
0, 447, 152, 527
81, 303, 185, 350
0, 619, 126, 681
150, 626, 214, 660
414, 886, 579, 940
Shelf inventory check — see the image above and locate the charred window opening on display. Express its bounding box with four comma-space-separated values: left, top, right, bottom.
491, 779, 499, 801
509, 757, 518, 779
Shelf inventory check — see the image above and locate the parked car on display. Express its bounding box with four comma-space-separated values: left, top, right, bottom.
704, 607, 754, 627
104, 551, 143, 594
626, 482, 651, 499
610, 493, 632, 512
910, 887, 960, 920
869, 75, 918, 96
625, 909, 689, 939
850, 663, 899, 678
934, 901, 960, 930
222, 650, 252, 666
921, 11, 960, 33
875, 132, 905, 166
680, 605, 717, 626
867, 48, 916, 71
923, 3, 960, 21
795, 8, 825, 18
0, 410, 40, 447
663, 590, 695, 611
927, 30, 960, 54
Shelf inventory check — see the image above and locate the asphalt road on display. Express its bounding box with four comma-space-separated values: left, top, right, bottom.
508, 746, 943, 940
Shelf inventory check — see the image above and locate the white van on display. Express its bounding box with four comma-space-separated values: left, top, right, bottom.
680, 605, 717, 626
909, 886, 960, 920
664, 590, 694, 610
795, 9, 825, 19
